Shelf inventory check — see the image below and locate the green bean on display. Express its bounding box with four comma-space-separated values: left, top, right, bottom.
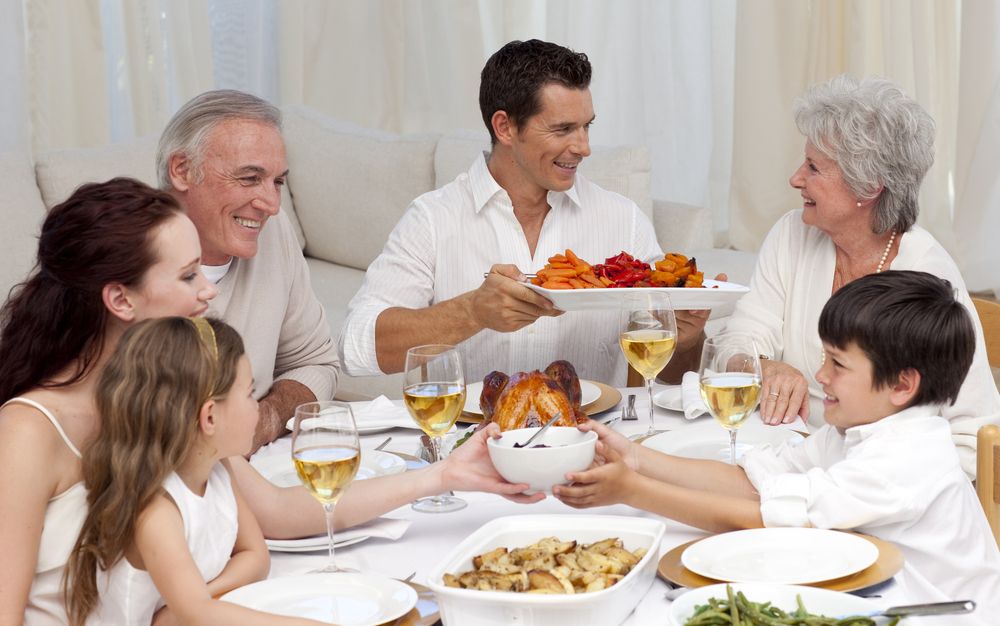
679, 585, 890, 626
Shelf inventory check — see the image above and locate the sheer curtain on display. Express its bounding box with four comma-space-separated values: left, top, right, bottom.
729, 0, 959, 253
5, 0, 997, 289
277, 0, 735, 238
954, 0, 1000, 294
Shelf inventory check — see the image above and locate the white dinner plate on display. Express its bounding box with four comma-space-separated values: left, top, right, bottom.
523, 278, 749, 312
652, 386, 684, 411
251, 449, 406, 488
668, 582, 880, 626
221, 572, 417, 625
681, 528, 879, 585
265, 534, 370, 553
641, 418, 804, 463
463, 379, 602, 415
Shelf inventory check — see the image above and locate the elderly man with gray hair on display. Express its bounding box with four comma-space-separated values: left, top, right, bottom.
716, 75, 999, 478
158, 90, 339, 453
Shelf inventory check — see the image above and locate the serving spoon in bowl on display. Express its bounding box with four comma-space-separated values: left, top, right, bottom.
513, 413, 562, 449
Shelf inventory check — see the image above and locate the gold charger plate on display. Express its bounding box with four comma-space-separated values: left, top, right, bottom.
657, 532, 903, 592
457, 381, 622, 424
384, 581, 439, 626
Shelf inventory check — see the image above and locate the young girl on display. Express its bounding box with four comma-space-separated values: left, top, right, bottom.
66, 317, 323, 626
0, 178, 217, 625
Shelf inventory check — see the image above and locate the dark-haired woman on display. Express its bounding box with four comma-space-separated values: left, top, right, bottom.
0, 178, 217, 625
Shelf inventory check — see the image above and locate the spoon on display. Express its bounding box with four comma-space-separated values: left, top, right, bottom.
838, 600, 974, 619
373, 436, 392, 451
513, 413, 562, 448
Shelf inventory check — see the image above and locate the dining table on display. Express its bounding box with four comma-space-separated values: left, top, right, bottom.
250, 383, 916, 625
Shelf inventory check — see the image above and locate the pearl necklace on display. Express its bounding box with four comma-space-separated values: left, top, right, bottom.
875, 230, 897, 273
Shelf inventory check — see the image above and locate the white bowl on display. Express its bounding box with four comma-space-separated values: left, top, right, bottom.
487, 426, 597, 494
427, 514, 666, 626
668, 583, 881, 626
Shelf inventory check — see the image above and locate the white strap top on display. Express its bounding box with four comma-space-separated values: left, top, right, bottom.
89, 463, 239, 625
2, 397, 88, 626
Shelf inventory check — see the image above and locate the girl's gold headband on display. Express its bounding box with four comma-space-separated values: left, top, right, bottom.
189, 317, 218, 359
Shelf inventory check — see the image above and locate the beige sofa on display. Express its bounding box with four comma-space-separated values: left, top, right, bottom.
2, 105, 734, 399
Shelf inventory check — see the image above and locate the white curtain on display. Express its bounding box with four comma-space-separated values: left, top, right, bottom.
954, 0, 1000, 295
6, 0, 999, 286
729, 0, 959, 253
277, 0, 735, 239
0, 0, 28, 152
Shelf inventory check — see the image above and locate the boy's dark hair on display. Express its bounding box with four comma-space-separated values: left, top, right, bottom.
819, 270, 975, 407
479, 39, 591, 145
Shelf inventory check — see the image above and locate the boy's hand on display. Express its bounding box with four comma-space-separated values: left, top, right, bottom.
576, 420, 639, 471
759, 359, 810, 425
552, 441, 637, 508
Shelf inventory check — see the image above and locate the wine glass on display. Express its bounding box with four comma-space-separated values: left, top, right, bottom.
403, 344, 467, 513
291, 401, 360, 572
619, 292, 677, 438
698, 333, 762, 464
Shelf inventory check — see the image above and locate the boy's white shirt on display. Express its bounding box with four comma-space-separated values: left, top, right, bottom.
740, 406, 1000, 625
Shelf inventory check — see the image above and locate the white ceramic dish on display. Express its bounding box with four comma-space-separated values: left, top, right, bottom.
251, 449, 406, 488
681, 528, 879, 585
221, 572, 417, 625
668, 582, 880, 626
653, 386, 684, 411
285, 416, 420, 436
523, 279, 749, 312
487, 426, 597, 494
641, 419, 804, 463
427, 514, 666, 626
463, 379, 601, 415
264, 534, 370, 553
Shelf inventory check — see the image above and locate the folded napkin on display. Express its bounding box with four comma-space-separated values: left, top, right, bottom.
265, 516, 411, 549
285, 395, 422, 431
681, 371, 710, 420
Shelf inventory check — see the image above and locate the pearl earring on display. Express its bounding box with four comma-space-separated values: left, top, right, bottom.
856, 201, 862, 207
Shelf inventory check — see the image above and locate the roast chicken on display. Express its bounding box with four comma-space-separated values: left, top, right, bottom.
479, 360, 589, 431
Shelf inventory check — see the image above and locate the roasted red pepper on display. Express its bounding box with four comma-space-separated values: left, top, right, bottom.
592, 252, 653, 288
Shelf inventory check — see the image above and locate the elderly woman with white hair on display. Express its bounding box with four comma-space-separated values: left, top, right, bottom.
724, 75, 1000, 478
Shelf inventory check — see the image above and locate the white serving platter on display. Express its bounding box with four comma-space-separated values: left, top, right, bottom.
523, 279, 749, 311
426, 514, 665, 626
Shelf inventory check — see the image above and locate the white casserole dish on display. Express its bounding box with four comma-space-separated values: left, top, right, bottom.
426, 514, 666, 626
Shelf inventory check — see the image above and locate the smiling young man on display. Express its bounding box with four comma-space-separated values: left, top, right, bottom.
339, 39, 662, 386
159, 91, 339, 453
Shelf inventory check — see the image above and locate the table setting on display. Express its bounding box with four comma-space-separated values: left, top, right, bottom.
240, 378, 937, 625
230, 292, 963, 625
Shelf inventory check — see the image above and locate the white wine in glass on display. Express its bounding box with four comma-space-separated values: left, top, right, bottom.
620, 293, 677, 438
291, 401, 360, 572
698, 334, 762, 464
403, 344, 467, 513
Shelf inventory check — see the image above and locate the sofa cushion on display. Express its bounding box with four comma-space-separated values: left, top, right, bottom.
305, 257, 404, 399
0, 151, 48, 299
282, 106, 439, 271
34, 137, 159, 209
433, 130, 653, 217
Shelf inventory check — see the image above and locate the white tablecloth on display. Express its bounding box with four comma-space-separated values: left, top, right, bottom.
253, 385, 910, 625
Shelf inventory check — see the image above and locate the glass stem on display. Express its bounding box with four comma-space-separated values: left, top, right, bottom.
645, 377, 655, 436
729, 430, 738, 465
429, 436, 443, 503
323, 501, 337, 570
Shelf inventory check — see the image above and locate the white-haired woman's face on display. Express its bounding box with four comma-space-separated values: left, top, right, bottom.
789, 141, 865, 236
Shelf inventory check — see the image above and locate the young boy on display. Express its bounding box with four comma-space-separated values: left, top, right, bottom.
554, 271, 1000, 623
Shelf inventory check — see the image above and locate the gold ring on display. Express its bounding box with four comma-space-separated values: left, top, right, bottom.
768, 392, 780, 397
